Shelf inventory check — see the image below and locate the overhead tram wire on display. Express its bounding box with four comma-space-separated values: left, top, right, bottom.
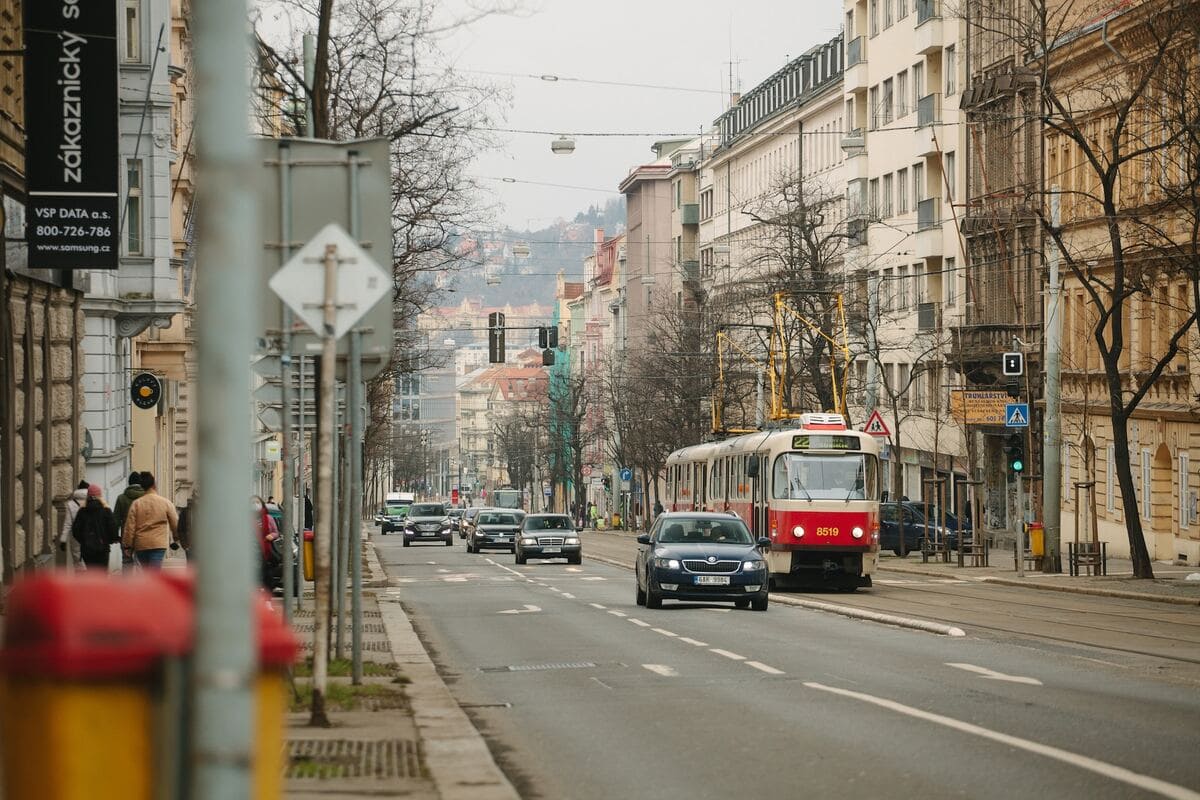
461, 69, 727, 96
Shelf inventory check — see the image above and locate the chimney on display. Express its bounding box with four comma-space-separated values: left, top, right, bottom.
594, 228, 605, 249
730, 92, 741, 107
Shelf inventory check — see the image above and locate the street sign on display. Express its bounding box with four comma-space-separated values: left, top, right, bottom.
619, 467, 633, 482
1003, 352, 1024, 376
950, 390, 1010, 425
863, 409, 890, 437
131, 373, 161, 410
269, 223, 390, 342
1005, 403, 1030, 427
254, 137, 395, 378
264, 440, 282, 461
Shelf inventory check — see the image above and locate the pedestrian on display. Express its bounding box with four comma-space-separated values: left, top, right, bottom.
177, 492, 198, 558
587, 501, 598, 529
71, 484, 119, 572
114, 472, 146, 571
254, 495, 281, 590
58, 480, 90, 569
122, 472, 179, 570
653, 498, 664, 519
265, 495, 283, 527
304, 490, 314, 530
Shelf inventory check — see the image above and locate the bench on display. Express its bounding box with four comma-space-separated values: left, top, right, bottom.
1013, 544, 1042, 572
1068, 541, 1107, 576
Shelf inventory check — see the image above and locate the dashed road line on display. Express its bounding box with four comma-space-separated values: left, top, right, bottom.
561, 592, 576, 599
608, 610, 627, 618
589, 603, 607, 610
678, 637, 708, 647
710, 649, 746, 661
642, 664, 679, 677
746, 661, 785, 675
651, 628, 677, 637
629, 619, 652, 627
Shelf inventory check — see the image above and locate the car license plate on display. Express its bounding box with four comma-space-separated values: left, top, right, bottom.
695, 575, 730, 586
542, 547, 561, 554
422, 532, 435, 537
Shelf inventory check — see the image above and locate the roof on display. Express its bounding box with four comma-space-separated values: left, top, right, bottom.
561, 282, 584, 300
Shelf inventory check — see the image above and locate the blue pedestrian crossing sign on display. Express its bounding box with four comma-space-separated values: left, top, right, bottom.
1005, 403, 1029, 427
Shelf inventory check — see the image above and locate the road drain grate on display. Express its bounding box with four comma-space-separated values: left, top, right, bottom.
287, 738, 424, 780
481, 661, 597, 673
292, 609, 382, 618
299, 639, 391, 652
291, 622, 386, 634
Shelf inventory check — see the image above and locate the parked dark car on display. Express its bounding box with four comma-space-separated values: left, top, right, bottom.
635, 512, 770, 610
402, 502, 453, 547
879, 502, 970, 556
447, 507, 466, 536
515, 513, 581, 564
467, 509, 523, 553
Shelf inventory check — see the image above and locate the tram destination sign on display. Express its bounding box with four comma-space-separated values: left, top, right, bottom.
24, 0, 120, 269
792, 434, 860, 451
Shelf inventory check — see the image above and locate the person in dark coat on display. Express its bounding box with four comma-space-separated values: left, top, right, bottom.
71, 484, 119, 571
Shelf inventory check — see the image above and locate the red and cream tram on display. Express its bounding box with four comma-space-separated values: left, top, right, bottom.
663, 414, 881, 590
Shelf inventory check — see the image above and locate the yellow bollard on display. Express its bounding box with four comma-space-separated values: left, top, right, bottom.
253, 594, 298, 798
0, 574, 191, 800
303, 529, 316, 581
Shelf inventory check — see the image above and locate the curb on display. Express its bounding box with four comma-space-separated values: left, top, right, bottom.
878, 563, 1199, 606
375, 545, 522, 800
584, 553, 965, 637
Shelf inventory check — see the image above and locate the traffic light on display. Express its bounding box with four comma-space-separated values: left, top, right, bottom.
488, 312, 505, 363
541, 348, 555, 366
1004, 433, 1025, 474
537, 326, 559, 349
1005, 378, 1021, 399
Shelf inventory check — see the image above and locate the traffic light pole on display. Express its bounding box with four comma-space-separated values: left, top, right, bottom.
1016, 474, 1025, 578
1042, 190, 1063, 573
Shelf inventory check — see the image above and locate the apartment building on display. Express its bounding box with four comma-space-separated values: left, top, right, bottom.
843, 0, 969, 503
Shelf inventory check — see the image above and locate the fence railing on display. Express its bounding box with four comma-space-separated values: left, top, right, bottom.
917, 93, 938, 128
917, 197, 940, 231
847, 36, 865, 67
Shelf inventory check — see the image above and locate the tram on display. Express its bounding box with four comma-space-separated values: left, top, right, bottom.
663, 414, 881, 590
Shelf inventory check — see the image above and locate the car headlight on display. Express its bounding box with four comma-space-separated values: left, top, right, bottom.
792, 525, 805, 538
521, 538, 536, 546
742, 560, 766, 571
565, 537, 580, 545
851, 526, 865, 539
653, 557, 681, 570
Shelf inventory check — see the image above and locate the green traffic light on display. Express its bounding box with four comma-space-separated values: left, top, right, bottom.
1012, 459, 1024, 473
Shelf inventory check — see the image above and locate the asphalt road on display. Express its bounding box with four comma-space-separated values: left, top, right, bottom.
375, 531, 1200, 800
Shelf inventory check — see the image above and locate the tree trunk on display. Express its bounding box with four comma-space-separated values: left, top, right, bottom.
1107, 402, 1155, 578
312, 0, 335, 139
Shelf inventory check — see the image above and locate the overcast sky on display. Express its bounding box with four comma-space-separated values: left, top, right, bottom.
440, 1, 844, 229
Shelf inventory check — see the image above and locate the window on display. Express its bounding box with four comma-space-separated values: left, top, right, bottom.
869, 85, 879, 129
1141, 449, 1152, 521
126, 160, 143, 255
124, 0, 142, 62
674, 180, 681, 209
898, 0, 907, 17
945, 257, 956, 306
881, 268, 893, 312
882, 78, 894, 125
913, 162, 924, 207
869, 178, 880, 216
945, 152, 956, 201
897, 71, 909, 116
945, 44, 957, 95
912, 62, 924, 110
882, 172, 894, 217
1106, 445, 1115, 511
870, 0, 879, 35
897, 265, 909, 310
897, 364, 911, 407
885, 0, 894, 28
1181, 453, 1191, 527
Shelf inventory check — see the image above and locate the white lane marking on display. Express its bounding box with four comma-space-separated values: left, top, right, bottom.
946, 662, 1043, 686
548, 586, 562, 593
702, 608, 731, 613
629, 619, 652, 627
580, 576, 607, 581
444, 575, 469, 582
590, 676, 614, 690
642, 664, 678, 677
565, 567, 583, 573
804, 682, 1200, 800
651, 628, 677, 637
561, 592, 576, 599
678, 637, 708, 647
497, 604, 541, 615
746, 661, 785, 675
710, 649, 746, 661
437, 568, 450, 573
608, 610, 627, 618
589, 603, 607, 610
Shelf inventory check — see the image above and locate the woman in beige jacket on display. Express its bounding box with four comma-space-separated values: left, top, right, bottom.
122, 472, 178, 569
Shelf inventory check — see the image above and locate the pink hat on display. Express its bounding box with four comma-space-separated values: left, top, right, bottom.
87, 484, 102, 498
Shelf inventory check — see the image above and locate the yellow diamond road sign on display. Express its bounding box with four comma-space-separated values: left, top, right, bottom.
268, 222, 390, 341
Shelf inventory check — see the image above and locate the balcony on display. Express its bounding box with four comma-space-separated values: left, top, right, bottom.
682, 260, 700, 283
915, 0, 943, 54
917, 197, 940, 231
915, 197, 943, 259
914, 95, 940, 156
844, 37, 868, 93
680, 203, 699, 225
844, 147, 870, 182
847, 178, 869, 220
917, 302, 940, 331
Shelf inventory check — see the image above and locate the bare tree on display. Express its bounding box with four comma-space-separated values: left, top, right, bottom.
970, 0, 1200, 577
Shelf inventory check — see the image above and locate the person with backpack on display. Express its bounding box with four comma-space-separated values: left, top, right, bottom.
58, 480, 90, 569
71, 484, 119, 572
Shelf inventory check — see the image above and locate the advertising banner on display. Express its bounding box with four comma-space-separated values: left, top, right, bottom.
24, 0, 120, 268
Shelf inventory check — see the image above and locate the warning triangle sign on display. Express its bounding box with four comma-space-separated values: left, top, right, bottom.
863, 409, 890, 437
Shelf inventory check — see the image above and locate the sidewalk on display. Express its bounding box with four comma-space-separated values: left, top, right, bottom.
878, 551, 1200, 605
285, 530, 519, 800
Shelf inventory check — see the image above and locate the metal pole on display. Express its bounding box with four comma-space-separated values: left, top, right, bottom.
303, 34, 316, 138
1042, 188, 1062, 573
331, 395, 342, 660
337, 411, 349, 661
192, 0, 257, 792
297, 353, 307, 604
280, 142, 297, 621
1016, 473, 1026, 578
865, 274, 879, 411
350, 330, 364, 684
310, 243, 339, 727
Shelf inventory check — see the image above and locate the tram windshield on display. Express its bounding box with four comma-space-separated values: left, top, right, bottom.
772, 452, 878, 501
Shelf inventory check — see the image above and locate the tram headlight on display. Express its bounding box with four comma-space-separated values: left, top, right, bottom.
792, 526, 805, 538
851, 526, 865, 539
